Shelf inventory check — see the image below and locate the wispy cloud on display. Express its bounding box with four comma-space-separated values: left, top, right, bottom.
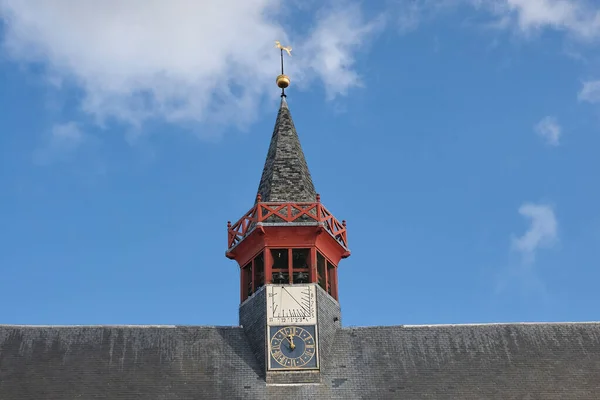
32, 121, 85, 165
300, 5, 385, 100
534, 116, 561, 146
493, 0, 600, 39
393, 0, 459, 34
447, 0, 600, 40
578, 80, 600, 103
511, 203, 558, 265
396, 1, 424, 33
52, 122, 84, 143
496, 202, 558, 296
0, 0, 381, 134
393, 0, 600, 40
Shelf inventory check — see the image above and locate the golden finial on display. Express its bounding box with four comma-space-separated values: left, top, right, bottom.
274, 40, 292, 96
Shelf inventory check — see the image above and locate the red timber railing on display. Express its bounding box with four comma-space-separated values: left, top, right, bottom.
227, 194, 348, 251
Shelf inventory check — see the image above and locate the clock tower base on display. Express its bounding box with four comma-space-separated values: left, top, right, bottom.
239, 284, 342, 381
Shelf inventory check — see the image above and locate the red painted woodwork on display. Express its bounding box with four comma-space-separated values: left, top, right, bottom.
227, 198, 348, 251
227, 195, 349, 303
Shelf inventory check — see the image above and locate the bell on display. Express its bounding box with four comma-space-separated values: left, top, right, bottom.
296, 272, 308, 282
276, 272, 286, 283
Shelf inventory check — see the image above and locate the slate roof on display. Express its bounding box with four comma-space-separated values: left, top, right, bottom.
2, 322, 600, 399
256, 97, 317, 203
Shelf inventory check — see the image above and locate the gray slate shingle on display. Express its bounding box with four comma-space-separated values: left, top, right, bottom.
256, 97, 317, 203
1, 322, 600, 399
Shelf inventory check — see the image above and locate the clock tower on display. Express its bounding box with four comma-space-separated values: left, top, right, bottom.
225, 41, 350, 383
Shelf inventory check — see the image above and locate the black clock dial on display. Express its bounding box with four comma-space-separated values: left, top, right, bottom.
269, 326, 317, 369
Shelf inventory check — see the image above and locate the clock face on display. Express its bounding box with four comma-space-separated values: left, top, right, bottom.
266, 284, 317, 325
268, 325, 318, 370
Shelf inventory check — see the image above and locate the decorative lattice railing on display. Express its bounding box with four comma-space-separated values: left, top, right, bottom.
227, 195, 347, 250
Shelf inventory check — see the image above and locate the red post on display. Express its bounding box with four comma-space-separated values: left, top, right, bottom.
264, 247, 273, 284
324, 258, 329, 295
330, 266, 338, 300
240, 268, 245, 303
288, 248, 293, 284
251, 258, 256, 293
309, 248, 317, 283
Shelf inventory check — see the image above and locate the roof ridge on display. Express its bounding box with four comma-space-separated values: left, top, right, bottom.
344, 321, 600, 329
0, 324, 242, 329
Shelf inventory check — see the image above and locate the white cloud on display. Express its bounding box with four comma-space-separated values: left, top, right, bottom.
300, 5, 384, 99
511, 203, 558, 265
0, 0, 379, 133
52, 122, 83, 144
578, 80, 600, 103
397, 1, 424, 33
498, 0, 600, 39
534, 116, 561, 146
33, 121, 85, 165
496, 202, 557, 296
392, 0, 459, 33
399, 0, 600, 39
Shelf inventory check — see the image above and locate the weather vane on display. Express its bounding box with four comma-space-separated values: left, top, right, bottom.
275, 40, 292, 97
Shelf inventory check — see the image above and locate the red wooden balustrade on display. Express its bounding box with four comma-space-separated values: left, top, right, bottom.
227, 197, 348, 250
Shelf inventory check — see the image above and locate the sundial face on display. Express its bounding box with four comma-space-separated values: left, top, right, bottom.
266, 284, 317, 326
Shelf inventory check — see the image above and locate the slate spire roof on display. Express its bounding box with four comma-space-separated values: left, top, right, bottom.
256, 97, 317, 203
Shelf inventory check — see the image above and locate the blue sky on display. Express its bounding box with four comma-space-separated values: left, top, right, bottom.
1, 0, 600, 327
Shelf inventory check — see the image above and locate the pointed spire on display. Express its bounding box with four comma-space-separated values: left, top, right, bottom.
256, 97, 317, 203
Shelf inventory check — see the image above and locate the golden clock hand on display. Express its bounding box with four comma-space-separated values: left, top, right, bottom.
287, 334, 296, 350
